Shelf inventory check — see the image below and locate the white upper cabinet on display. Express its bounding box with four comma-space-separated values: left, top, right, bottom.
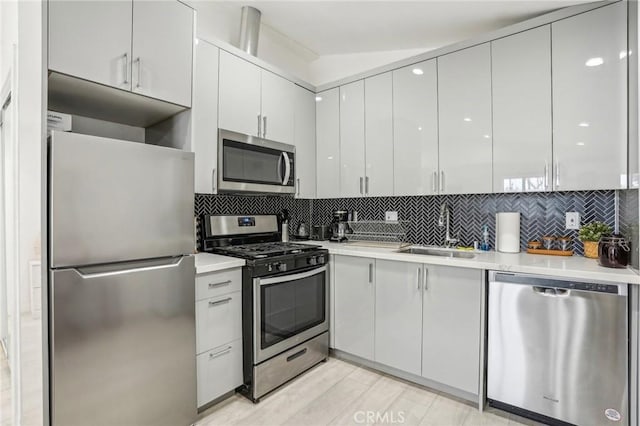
294, 86, 317, 198
364, 73, 394, 197
49, 0, 193, 107
219, 52, 295, 144
552, 3, 627, 191
339, 80, 366, 198
261, 71, 295, 144
49, 0, 132, 91
492, 26, 552, 193
191, 40, 219, 194
375, 260, 423, 376
438, 44, 493, 194
131, 0, 193, 107
392, 60, 439, 196
218, 51, 262, 137
316, 89, 341, 198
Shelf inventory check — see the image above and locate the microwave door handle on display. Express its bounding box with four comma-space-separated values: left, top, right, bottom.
282, 152, 291, 185
277, 152, 284, 182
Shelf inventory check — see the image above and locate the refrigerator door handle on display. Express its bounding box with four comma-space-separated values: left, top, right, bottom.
75, 256, 184, 278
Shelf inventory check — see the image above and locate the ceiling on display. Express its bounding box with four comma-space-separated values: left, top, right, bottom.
221, 0, 597, 56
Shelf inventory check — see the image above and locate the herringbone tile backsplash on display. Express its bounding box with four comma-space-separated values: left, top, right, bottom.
195, 191, 618, 256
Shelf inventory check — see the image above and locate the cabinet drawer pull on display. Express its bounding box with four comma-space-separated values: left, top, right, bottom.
286, 348, 307, 362
208, 297, 232, 307
122, 53, 128, 85
209, 346, 233, 359
208, 280, 231, 289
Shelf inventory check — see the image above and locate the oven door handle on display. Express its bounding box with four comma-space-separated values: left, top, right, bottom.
255, 265, 327, 286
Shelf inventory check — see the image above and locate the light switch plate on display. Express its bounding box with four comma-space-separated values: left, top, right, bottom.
385, 211, 398, 222
566, 212, 580, 230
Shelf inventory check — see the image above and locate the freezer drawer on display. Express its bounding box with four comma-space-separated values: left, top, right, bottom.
50, 256, 196, 426
487, 272, 628, 425
49, 131, 194, 267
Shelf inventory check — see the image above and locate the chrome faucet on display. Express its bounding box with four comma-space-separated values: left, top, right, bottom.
438, 203, 458, 248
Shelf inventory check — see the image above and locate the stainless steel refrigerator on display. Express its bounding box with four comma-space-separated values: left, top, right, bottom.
48, 131, 196, 426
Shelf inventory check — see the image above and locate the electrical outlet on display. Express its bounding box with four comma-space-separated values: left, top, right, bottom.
566, 212, 580, 230
385, 211, 398, 222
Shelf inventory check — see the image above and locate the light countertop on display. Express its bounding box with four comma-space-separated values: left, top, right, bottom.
195, 253, 245, 274
310, 241, 640, 285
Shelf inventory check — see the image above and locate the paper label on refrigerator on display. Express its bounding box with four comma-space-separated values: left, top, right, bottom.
605, 409, 621, 422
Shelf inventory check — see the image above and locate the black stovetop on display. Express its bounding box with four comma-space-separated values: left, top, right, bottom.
212, 241, 320, 260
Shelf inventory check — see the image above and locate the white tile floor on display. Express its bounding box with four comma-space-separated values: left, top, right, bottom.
1, 318, 543, 426
196, 358, 540, 426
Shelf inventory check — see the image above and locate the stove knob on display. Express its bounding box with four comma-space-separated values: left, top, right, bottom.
267, 264, 273, 272
317, 256, 325, 264
308, 257, 317, 265
276, 262, 287, 272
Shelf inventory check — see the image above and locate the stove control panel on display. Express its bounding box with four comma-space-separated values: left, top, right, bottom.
253, 250, 328, 277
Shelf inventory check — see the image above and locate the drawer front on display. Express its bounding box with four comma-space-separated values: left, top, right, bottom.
197, 339, 243, 407
196, 268, 242, 301
196, 291, 242, 354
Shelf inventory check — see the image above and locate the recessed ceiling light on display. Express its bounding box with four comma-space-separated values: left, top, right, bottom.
579, 122, 590, 127
620, 50, 630, 59
327, 156, 333, 160
412, 68, 424, 75
418, 126, 422, 131
194, 38, 199, 45
315, 96, 322, 102
576, 142, 585, 146
585, 57, 604, 67
483, 135, 490, 139
463, 117, 472, 122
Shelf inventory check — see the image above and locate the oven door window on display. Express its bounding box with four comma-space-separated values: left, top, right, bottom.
260, 270, 325, 349
223, 139, 288, 186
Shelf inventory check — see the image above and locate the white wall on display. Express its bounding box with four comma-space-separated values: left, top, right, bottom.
1, 0, 17, 84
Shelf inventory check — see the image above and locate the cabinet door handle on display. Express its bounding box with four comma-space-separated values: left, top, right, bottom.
432, 171, 437, 193
122, 53, 128, 85
555, 161, 560, 188
212, 168, 217, 193
263, 116, 267, 138
440, 171, 445, 193
208, 297, 232, 307
417, 267, 421, 290
424, 268, 428, 291
296, 178, 300, 196
368, 263, 373, 283
134, 57, 141, 89
543, 163, 549, 190
257, 114, 262, 137
365, 176, 369, 195
359, 177, 364, 195
208, 279, 231, 289
209, 346, 233, 360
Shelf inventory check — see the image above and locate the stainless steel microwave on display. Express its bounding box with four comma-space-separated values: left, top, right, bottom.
217, 129, 296, 194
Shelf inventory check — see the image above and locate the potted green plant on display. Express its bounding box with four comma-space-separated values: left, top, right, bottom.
578, 221, 612, 259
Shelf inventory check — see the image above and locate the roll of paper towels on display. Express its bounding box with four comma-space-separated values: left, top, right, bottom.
496, 212, 521, 253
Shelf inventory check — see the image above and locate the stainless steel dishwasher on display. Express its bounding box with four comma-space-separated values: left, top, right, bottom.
487, 271, 628, 426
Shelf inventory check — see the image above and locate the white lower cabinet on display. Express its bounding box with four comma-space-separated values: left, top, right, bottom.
422, 265, 482, 394
331, 257, 482, 397
197, 339, 243, 407
374, 260, 422, 376
195, 267, 243, 408
333, 255, 375, 360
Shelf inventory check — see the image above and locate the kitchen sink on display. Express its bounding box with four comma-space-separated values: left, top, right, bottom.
398, 246, 476, 259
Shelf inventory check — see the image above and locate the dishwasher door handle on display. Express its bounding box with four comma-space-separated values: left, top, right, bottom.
533, 286, 570, 297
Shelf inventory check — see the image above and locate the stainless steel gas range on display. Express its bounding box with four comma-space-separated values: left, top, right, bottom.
200, 214, 329, 402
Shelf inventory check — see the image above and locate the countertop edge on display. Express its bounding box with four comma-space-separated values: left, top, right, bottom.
195, 253, 245, 274
315, 243, 640, 285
